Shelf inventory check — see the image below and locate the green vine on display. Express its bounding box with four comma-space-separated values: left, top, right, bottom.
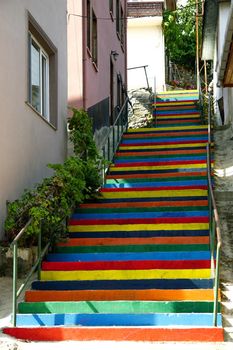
4, 108, 102, 247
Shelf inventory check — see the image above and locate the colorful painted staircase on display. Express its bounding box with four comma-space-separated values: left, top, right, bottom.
4, 90, 224, 342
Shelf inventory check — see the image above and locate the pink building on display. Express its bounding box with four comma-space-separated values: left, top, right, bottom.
67, 0, 127, 149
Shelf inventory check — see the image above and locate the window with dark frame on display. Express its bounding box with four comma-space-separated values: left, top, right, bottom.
120, 4, 124, 45
109, 0, 114, 15
87, 0, 91, 50
116, 0, 120, 35
116, 1, 124, 45
28, 15, 58, 128
86, 1, 98, 68
92, 10, 98, 66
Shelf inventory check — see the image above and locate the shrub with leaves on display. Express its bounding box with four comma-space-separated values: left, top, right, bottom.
4, 108, 102, 247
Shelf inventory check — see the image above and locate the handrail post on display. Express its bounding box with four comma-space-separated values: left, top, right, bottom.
12, 242, 18, 327
213, 242, 221, 326
37, 221, 42, 280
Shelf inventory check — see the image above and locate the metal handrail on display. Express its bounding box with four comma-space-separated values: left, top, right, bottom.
11, 219, 50, 326
127, 65, 150, 90
206, 144, 222, 327
206, 90, 222, 327
101, 97, 131, 180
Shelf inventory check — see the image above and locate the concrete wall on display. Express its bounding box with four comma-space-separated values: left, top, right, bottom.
0, 0, 67, 239
127, 16, 165, 92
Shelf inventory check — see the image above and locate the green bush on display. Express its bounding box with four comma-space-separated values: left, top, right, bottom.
4, 108, 102, 247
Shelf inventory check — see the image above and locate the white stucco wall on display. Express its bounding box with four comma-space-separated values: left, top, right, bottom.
213, 2, 233, 126
0, 0, 67, 239
127, 17, 165, 92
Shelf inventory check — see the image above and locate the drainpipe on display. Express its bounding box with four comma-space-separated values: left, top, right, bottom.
82, 0, 87, 110
125, 0, 128, 92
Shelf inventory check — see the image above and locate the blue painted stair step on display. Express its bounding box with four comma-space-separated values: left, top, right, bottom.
15, 313, 222, 327
31, 278, 214, 291
46, 251, 211, 262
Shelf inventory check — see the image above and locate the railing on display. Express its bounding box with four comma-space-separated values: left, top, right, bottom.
101, 97, 131, 180
11, 219, 50, 327
206, 91, 222, 327
127, 65, 150, 91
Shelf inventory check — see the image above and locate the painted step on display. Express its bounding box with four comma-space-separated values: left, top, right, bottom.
97, 188, 208, 199
68, 229, 209, 238
31, 278, 214, 290
121, 137, 207, 145
24, 288, 218, 302
115, 150, 207, 157
127, 125, 207, 132
105, 171, 207, 179
118, 144, 208, 151
155, 122, 202, 127
114, 154, 207, 161
123, 130, 207, 138
108, 165, 207, 174
156, 111, 199, 116
113, 158, 207, 165
103, 180, 208, 188
55, 244, 210, 254
41, 259, 211, 271
18, 300, 220, 314
57, 236, 210, 247
70, 210, 209, 220
14, 313, 223, 327
3, 326, 224, 342
46, 251, 212, 262
156, 105, 198, 110
40, 268, 212, 281
75, 205, 209, 214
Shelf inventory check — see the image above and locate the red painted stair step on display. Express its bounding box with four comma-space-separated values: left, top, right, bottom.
41, 259, 211, 271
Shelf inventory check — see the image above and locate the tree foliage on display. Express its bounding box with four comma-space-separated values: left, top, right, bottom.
163, 0, 199, 70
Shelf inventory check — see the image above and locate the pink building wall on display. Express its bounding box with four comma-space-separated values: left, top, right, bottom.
84, 0, 127, 108
67, 0, 127, 148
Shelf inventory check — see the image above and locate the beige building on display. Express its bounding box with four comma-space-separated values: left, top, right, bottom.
0, 1, 68, 240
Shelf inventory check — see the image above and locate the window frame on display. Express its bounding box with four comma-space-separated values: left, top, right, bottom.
86, 1, 98, 69
27, 13, 58, 129
109, 0, 114, 20
28, 33, 50, 120
92, 10, 98, 66
116, 0, 125, 46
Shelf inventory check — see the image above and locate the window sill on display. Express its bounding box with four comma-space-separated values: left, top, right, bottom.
25, 101, 57, 130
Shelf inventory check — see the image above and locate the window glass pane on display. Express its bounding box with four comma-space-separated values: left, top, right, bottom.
31, 40, 41, 112
92, 11, 98, 65
87, 0, 91, 50
42, 54, 48, 118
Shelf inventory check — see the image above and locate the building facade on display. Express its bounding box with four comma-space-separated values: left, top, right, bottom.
202, 0, 233, 126
67, 0, 127, 149
127, 0, 176, 93
0, 1, 68, 239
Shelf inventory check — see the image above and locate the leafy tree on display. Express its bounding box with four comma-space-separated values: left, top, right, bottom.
163, 0, 200, 70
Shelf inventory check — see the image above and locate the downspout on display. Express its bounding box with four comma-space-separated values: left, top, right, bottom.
82, 0, 87, 110
125, 0, 128, 92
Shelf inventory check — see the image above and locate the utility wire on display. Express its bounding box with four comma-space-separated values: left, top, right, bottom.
68, 1, 204, 21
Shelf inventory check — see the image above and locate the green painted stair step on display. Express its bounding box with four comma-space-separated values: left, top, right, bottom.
18, 301, 220, 314
54, 244, 209, 254
75, 206, 209, 214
